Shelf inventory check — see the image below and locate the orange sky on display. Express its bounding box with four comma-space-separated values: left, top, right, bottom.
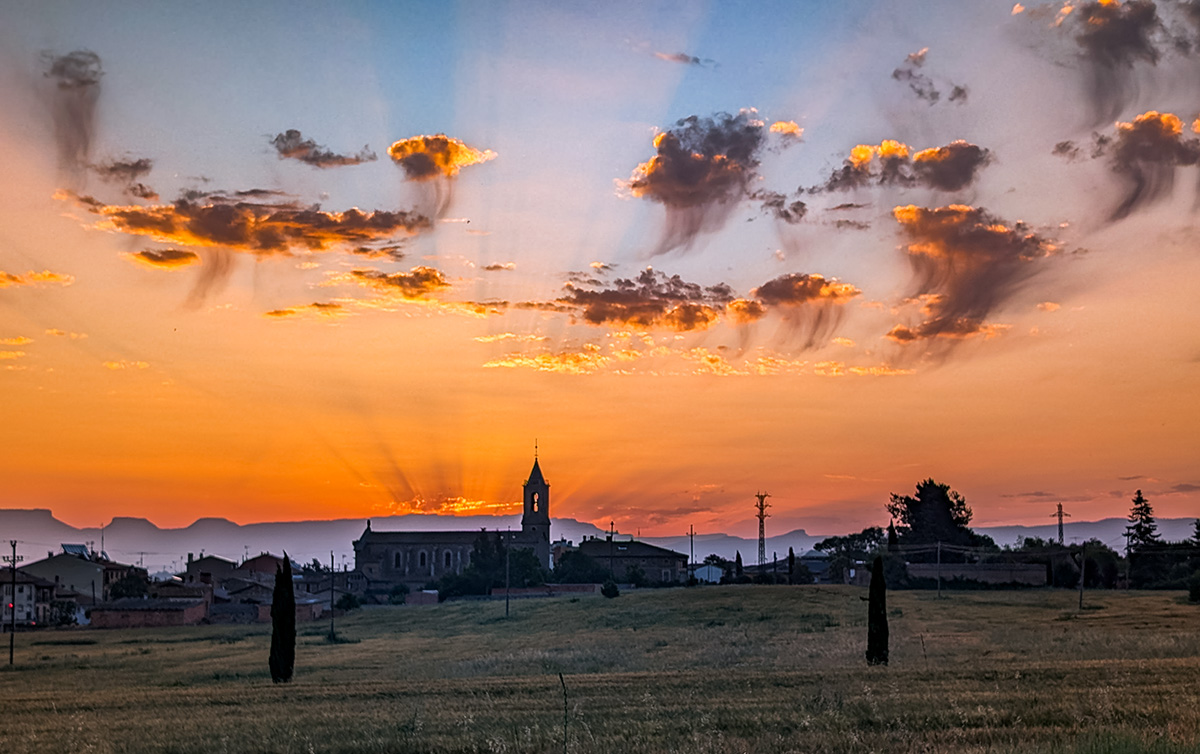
1, 2, 1198, 538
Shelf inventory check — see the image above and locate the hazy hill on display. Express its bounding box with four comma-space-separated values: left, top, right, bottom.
2, 508, 1195, 575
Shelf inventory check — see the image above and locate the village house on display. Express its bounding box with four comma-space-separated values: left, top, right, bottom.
1, 567, 56, 627
21, 545, 146, 604
574, 537, 689, 584
180, 553, 237, 585
90, 598, 208, 629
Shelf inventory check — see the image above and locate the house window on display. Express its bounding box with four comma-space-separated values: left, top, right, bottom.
662, 570, 671, 582
444, 551, 452, 568
419, 551, 427, 568
394, 551, 402, 568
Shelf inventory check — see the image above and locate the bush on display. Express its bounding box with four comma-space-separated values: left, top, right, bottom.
1188, 571, 1200, 604
335, 593, 361, 611
388, 584, 410, 605
601, 579, 620, 598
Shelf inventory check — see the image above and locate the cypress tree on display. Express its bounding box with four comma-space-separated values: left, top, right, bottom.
269, 552, 296, 683
865, 555, 888, 666
734, 551, 744, 579
787, 547, 796, 585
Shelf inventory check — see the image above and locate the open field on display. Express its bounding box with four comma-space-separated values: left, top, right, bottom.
2, 586, 1200, 753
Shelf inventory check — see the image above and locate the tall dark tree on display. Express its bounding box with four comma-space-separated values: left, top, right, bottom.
886, 479, 993, 561
1125, 490, 1160, 550
269, 552, 295, 683
865, 556, 888, 666
734, 551, 744, 579
787, 547, 796, 584
887, 521, 899, 552
1191, 519, 1200, 548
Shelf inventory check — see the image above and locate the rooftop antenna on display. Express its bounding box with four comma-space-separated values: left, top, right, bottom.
1051, 503, 1071, 546
754, 492, 771, 567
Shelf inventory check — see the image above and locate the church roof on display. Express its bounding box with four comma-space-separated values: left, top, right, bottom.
525, 457, 546, 486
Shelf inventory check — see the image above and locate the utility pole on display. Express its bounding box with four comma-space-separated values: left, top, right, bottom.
1078, 543, 1086, 610
754, 492, 771, 568
608, 521, 615, 579
328, 550, 336, 640
936, 541, 942, 599
1050, 503, 1071, 546
5, 541, 24, 665
688, 525, 695, 582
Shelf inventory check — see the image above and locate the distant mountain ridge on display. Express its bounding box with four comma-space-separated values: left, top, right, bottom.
1, 508, 1195, 575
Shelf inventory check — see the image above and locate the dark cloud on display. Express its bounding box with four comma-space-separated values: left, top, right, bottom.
348, 267, 450, 300
830, 202, 870, 211
888, 204, 1058, 345
387, 134, 496, 220
751, 189, 807, 224
558, 268, 735, 331
92, 157, 152, 183
891, 48, 969, 106
1053, 140, 1082, 160
623, 111, 767, 253
350, 244, 407, 262
264, 302, 345, 318
813, 140, 990, 194
910, 141, 993, 192
1060, 0, 1166, 123
1104, 110, 1200, 220
42, 50, 103, 182
126, 248, 200, 269
1163, 482, 1200, 493
67, 192, 431, 254
1000, 490, 1057, 499
749, 273, 862, 348
483, 262, 516, 271
726, 298, 766, 324
654, 51, 708, 66
387, 134, 496, 180
834, 219, 872, 230
91, 157, 157, 200
271, 129, 377, 168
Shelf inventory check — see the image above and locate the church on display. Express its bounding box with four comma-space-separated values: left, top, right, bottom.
352, 456, 552, 592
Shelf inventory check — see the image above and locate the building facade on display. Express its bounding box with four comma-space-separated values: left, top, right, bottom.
353, 457, 552, 592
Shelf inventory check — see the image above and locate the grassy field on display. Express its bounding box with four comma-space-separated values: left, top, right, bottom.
2, 586, 1200, 753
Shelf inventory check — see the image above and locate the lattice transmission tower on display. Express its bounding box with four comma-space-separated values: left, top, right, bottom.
754, 492, 771, 567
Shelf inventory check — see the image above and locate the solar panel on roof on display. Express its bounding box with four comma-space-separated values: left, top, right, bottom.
61, 544, 90, 557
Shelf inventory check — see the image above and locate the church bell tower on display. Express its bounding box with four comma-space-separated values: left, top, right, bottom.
521, 454, 551, 568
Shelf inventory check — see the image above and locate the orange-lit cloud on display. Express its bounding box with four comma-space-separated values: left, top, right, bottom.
0, 350, 26, 360
622, 111, 766, 253
342, 266, 451, 300
815, 139, 990, 193
103, 360, 149, 370
753, 273, 860, 306
387, 134, 496, 180
557, 268, 733, 332
726, 298, 766, 324
0, 270, 75, 288
769, 120, 803, 141
45, 329, 86, 339
1105, 110, 1200, 219
378, 495, 520, 516
1038, 301, 1061, 311
263, 302, 347, 319
889, 204, 1057, 345
271, 129, 376, 168
483, 344, 611, 375
473, 333, 547, 343
125, 248, 201, 269
0, 337, 33, 346
65, 192, 431, 255
813, 360, 916, 377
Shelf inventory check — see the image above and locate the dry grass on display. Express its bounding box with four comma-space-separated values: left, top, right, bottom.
2, 586, 1199, 753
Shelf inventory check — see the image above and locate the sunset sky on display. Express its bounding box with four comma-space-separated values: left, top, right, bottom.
1, 0, 1198, 539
